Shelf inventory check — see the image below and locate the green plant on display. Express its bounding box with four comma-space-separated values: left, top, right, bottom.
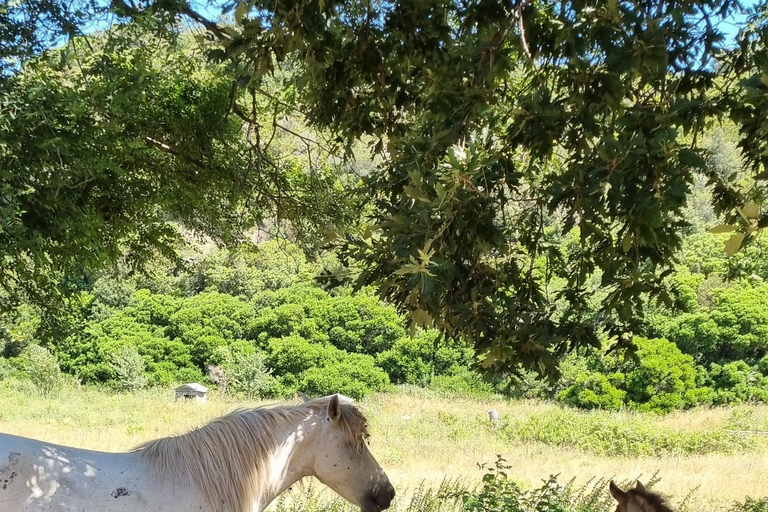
728, 497, 768, 512
300, 356, 389, 400
706, 361, 768, 405
376, 330, 473, 385
110, 345, 148, 391
21, 345, 62, 397
621, 337, 701, 412
224, 350, 279, 399
557, 373, 626, 411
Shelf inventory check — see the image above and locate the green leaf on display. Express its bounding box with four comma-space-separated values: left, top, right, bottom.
724, 232, 746, 256
621, 233, 632, 252
742, 202, 759, 219
411, 308, 432, 327
234, 2, 249, 24
709, 224, 737, 234
403, 185, 420, 199
678, 149, 706, 169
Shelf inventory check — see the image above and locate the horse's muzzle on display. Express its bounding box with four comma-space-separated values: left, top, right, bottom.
362, 482, 396, 512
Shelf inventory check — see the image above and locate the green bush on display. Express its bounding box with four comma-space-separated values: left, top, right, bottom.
376, 330, 472, 385
301, 357, 389, 400
110, 345, 148, 391
223, 350, 279, 399
622, 337, 701, 412
167, 291, 256, 366
554, 338, 705, 412
20, 345, 62, 397
91, 276, 136, 309
557, 373, 626, 410
662, 281, 768, 365
499, 407, 757, 457
706, 361, 768, 405
180, 242, 315, 299
0, 304, 41, 358
267, 335, 337, 377
0, 358, 13, 380
124, 290, 182, 326
250, 286, 404, 356
728, 497, 768, 512
56, 305, 200, 386
458, 456, 620, 512
266, 335, 388, 399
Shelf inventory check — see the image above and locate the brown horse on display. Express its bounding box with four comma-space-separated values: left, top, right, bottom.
609, 481, 675, 512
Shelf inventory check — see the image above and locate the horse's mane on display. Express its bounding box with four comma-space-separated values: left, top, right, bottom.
627, 487, 676, 512
135, 397, 369, 512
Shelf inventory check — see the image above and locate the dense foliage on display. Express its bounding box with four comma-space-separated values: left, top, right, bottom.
148, 0, 768, 378
2, 222, 768, 411
0, 23, 358, 315
0, 242, 478, 399
4, 0, 768, 376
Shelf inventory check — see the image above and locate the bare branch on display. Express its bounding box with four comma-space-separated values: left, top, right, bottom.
181, 6, 231, 42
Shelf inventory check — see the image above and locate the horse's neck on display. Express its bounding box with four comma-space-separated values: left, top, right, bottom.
250, 415, 316, 512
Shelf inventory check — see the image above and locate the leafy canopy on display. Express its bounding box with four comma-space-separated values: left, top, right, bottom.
146, 0, 768, 377
6, 0, 768, 377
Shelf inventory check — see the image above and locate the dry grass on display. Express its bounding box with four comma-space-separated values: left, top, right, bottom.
363, 389, 768, 509
1, 381, 766, 510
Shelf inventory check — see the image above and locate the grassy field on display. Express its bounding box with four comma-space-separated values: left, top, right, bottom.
1, 380, 767, 510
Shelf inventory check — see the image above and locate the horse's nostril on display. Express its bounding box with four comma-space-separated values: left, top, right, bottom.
375, 483, 395, 508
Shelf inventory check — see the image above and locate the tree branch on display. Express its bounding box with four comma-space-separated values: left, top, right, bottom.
144, 136, 207, 169
181, 6, 231, 41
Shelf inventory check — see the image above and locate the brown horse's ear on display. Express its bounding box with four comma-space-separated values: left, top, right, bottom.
610, 481, 628, 504
327, 394, 342, 422
635, 480, 645, 492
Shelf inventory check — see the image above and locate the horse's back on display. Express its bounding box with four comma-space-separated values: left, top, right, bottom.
0, 432, 203, 512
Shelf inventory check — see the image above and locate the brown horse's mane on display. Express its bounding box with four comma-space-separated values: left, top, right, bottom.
627, 487, 676, 512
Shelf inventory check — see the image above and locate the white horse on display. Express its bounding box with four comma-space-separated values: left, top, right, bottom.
0, 394, 395, 512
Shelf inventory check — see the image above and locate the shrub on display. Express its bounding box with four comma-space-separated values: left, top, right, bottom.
267, 335, 337, 377
662, 281, 768, 365
21, 345, 62, 397
124, 290, 182, 326
499, 407, 756, 457
250, 286, 404, 356
728, 497, 768, 512
301, 357, 389, 400
91, 276, 136, 309
266, 335, 388, 399
706, 361, 768, 405
110, 345, 148, 391
224, 351, 279, 399
621, 337, 701, 412
557, 373, 626, 410
168, 291, 255, 341
180, 242, 315, 299
0, 357, 14, 380
430, 370, 495, 398
0, 304, 41, 357
376, 330, 473, 385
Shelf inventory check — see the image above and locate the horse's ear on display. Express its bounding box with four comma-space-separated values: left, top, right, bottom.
298, 391, 310, 403
635, 480, 645, 492
327, 394, 342, 422
609, 481, 628, 504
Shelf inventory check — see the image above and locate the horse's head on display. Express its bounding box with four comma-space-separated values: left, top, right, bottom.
610, 481, 674, 512
310, 395, 395, 512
